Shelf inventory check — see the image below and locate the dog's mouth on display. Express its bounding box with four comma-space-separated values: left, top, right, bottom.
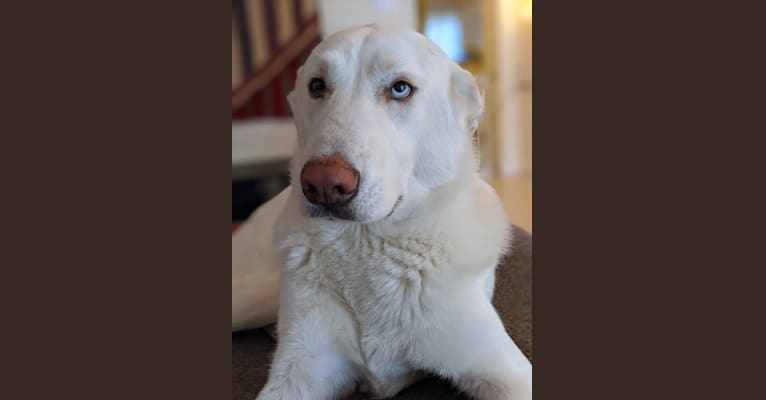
384, 196, 403, 219
306, 204, 357, 221
305, 195, 403, 222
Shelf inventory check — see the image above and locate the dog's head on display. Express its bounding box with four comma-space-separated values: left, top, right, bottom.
287, 25, 483, 223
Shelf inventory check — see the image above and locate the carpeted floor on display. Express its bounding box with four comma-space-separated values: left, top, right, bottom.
232, 225, 532, 399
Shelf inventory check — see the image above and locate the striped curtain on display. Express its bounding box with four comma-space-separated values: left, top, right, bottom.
232, 0, 320, 119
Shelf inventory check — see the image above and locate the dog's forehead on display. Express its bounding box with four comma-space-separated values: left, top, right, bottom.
309, 27, 443, 77
361, 32, 431, 71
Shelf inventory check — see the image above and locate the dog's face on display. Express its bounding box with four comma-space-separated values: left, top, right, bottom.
287, 26, 483, 223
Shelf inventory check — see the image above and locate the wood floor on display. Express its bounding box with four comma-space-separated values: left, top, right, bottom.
486, 173, 532, 233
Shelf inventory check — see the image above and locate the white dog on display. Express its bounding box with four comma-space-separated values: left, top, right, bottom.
232, 25, 532, 400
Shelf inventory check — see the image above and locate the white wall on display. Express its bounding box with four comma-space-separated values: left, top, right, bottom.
316, 0, 419, 37
494, 0, 532, 177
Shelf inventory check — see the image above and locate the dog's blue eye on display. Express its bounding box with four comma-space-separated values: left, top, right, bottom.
390, 81, 412, 100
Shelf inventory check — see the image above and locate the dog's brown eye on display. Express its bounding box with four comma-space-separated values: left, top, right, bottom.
309, 78, 327, 98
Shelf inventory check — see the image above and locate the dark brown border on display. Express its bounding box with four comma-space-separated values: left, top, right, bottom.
2, 1, 231, 399
535, 1, 766, 399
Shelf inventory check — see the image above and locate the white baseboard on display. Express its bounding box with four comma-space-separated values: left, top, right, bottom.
232, 119, 297, 167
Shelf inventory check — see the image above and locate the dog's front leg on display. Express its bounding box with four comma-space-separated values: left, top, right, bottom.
454, 333, 532, 400
457, 307, 532, 400
256, 293, 360, 400
420, 298, 532, 400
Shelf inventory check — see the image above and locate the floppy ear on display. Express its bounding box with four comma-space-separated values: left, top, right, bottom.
450, 64, 484, 134
286, 65, 303, 115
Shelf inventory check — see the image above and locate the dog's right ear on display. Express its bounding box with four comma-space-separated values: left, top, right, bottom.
287, 88, 297, 114
449, 64, 484, 134
286, 65, 303, 114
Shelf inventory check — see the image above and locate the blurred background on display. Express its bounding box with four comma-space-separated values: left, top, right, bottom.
232, 0, 532, 231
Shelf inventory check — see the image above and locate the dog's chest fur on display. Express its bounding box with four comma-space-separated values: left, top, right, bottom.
284, 224, 449, 363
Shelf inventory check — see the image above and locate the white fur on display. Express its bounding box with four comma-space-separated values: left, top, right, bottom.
233, 25, 532, 400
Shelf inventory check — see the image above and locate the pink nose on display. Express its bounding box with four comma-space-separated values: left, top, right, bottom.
300, 156, 360, 207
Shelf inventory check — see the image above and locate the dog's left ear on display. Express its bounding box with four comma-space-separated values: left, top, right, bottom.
449, 65, 484, 134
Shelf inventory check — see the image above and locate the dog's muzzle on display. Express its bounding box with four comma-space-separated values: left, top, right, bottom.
300, 156, 360, 220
